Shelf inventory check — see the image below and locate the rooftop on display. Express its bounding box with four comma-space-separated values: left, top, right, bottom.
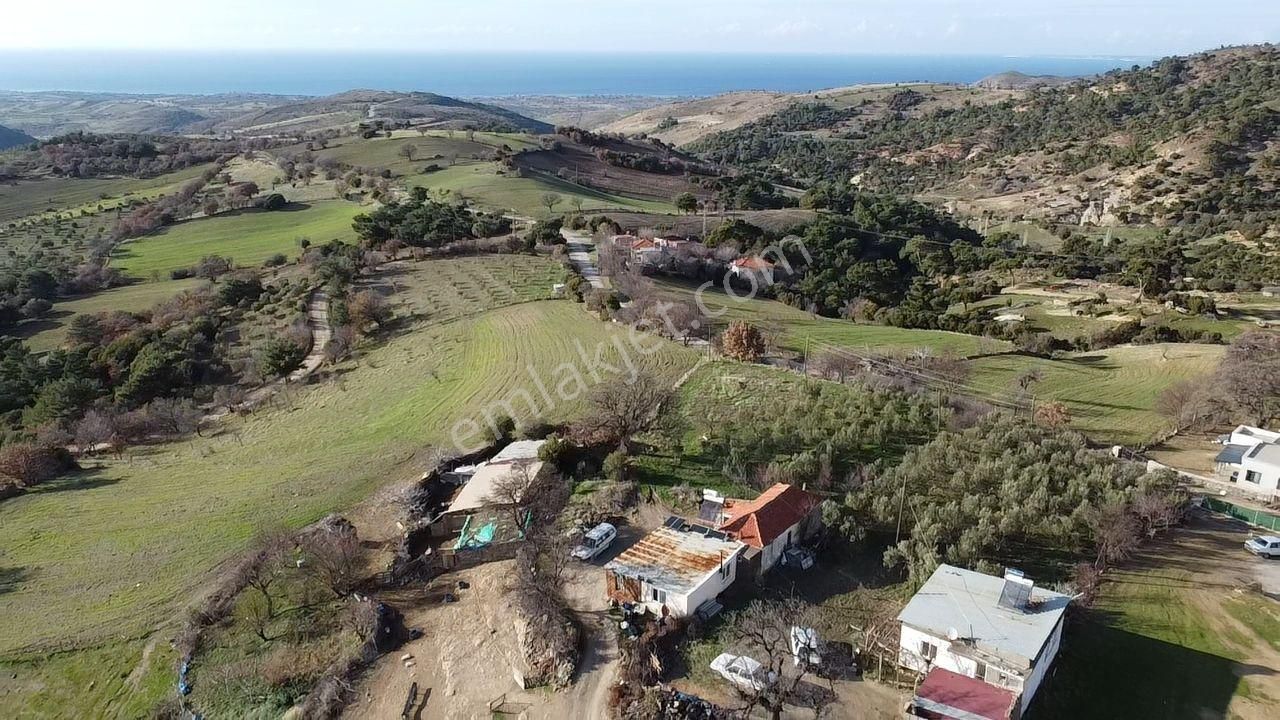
445, 458, 545, 515
720, 483, 821, 549
1215, 444, 1250, 466
1246, 443, 1280, 470
731, 256, 774, 270
898, 565, 1070, 670
489, 439, 546, 464
912, 668, 1018, 720
605, 517, 745, 597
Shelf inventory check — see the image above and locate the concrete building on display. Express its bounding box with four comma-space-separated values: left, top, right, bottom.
898, 565, 1070, 717
1215, 425, 1280, 498
604, 517, 745, 617
702, 483, 822, 575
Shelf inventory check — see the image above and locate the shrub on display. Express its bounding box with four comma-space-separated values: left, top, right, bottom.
721, 321, 766, 361
257, 336, 307, 377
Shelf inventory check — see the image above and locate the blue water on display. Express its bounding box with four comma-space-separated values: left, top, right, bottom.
0, 51, 1149, 97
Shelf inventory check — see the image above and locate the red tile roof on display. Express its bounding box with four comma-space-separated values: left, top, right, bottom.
719, 483, 820, 549
912, 669, 1017, 720
730, 256, 774, 270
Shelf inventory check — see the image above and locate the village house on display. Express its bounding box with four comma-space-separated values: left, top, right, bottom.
700, 483, 822, 575
728, 256, 776, 286
1215, 425, 1280, 498
604, 516, 745, 618
899, 565, 1070, 719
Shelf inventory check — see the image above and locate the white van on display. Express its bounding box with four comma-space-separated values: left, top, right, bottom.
572, 522, 617, 561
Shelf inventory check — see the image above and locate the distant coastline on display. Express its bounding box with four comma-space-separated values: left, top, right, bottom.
0, 50, 1148, 97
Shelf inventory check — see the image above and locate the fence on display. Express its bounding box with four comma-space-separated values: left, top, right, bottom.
1203, 497, 1280, 532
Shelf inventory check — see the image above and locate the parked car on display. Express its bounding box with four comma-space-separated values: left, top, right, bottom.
572, 522, 617, 560
709, 653, 777, 692
1245, 535, 1280, 558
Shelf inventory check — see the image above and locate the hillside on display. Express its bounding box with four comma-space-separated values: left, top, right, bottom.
600, 83, 1018, 147
513, 128, 718, 202
471, 94, 672, 128
0, 124, 35, 150
0, 91, 300, 137
973, 70, 1080, 90
0, 90, 552, 138
686, 46, 1280, 238
213, 90, 553, 135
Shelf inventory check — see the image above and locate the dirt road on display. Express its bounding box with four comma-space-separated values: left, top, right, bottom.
562, 228, 605, 289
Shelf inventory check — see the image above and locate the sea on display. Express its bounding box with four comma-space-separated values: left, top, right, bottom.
0, 51, 1149, 98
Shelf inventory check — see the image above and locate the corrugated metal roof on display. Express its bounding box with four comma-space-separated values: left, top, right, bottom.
605, 523, 744, 597
1216, 444, 1249, 465
897, 565, 1069, 670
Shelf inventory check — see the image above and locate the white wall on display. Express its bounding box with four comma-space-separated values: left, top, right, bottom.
635, 551, 740, 617
1239, 457, 1280, 493
1020, 616, 1064, 713
759, 521, 802, 573
898, 624, 1026, 699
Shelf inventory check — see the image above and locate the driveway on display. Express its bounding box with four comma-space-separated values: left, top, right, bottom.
561, 228, 605, 289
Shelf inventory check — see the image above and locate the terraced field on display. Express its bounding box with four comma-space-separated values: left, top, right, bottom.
111, 200, 363, 278
0, 257, 695, 716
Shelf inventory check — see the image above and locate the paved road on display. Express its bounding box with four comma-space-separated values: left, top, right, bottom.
562, 228, 605, 289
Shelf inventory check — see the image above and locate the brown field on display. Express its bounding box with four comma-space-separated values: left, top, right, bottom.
513, 137, 712, 203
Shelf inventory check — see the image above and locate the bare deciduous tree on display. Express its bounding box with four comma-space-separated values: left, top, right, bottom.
301, 517, 363, 598
724, 597, 834, 720
573, 371, 673, 453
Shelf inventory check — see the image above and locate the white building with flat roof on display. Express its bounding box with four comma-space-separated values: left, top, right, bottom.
898, 565, 1070, 717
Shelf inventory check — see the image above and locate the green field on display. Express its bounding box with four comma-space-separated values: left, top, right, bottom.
111, 200, 362, 278
408, 162, 676, 217
0, 257, 695, 715
1034, 517, 1280, 719
654, 279, 1008, 357
652, 280, 1219, 445
968, 343, 1224, 445
15, 278, 208, 352
0, 165, 214, 224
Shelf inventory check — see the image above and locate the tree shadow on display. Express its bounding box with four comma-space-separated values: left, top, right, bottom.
1031, 609, 1264, 720
28, 467, 121, 495
0, 565, 34, 596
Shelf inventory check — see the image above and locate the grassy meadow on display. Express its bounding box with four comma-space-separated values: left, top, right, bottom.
654, 279, 1007, 357
0, 256, 695, 715
968, 343, 1224, 445
407, 162, 676, 217
111, 200, 362, 279
0, 165, 215, 225
15, 278, 208, 352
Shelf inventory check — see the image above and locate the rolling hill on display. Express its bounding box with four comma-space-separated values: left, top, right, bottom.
678, 46, 1280, 236
0, 89, 552, 138
0, 123, 35, 150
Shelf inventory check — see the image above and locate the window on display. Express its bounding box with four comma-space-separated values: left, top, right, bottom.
974, 661, 987, 681
919, 641, 938, 662
651, 587, 666, 603
1245, 470, 1262, 484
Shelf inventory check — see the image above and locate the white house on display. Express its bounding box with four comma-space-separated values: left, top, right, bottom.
898, 565, 1070, 718
1215, 425, 1280, 498
702, 482, 822, 575
604, 517, 744, 617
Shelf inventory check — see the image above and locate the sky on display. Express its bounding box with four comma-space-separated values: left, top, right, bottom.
1, 0, 1276, 57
